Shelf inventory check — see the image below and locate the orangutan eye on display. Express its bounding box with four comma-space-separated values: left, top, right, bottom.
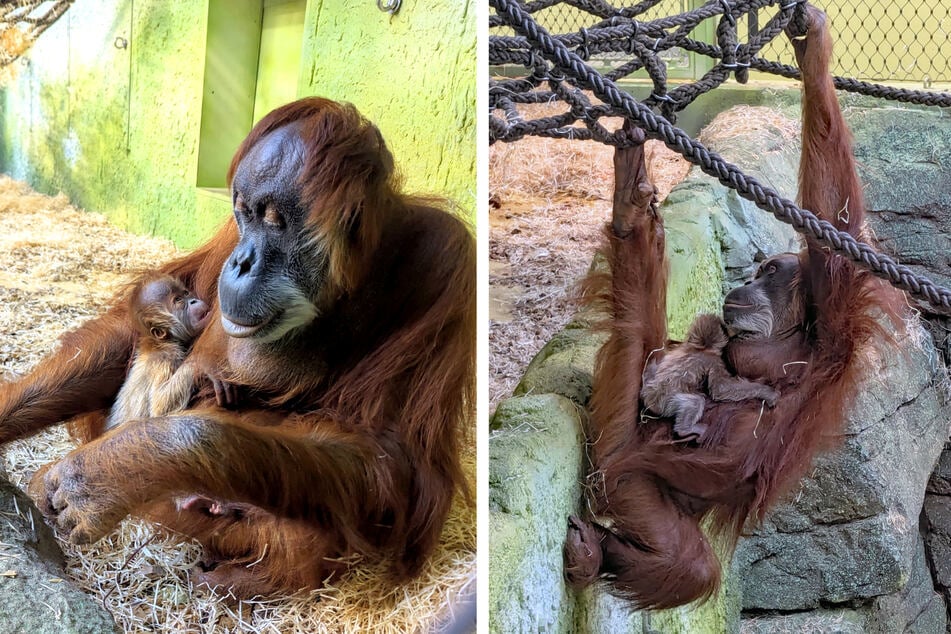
264, 206, 285, 229
234, 194, 252, 222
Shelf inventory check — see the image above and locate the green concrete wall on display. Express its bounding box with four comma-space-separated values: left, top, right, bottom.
300, 0, 476, 213
0, 0, 476, 248
0, 0, 216, 248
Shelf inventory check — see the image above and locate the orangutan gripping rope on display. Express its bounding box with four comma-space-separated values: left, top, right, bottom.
564, 5, 895, 609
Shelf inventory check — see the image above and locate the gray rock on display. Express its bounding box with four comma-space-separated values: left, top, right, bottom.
736, 322, 949, 610
854, 108, 951, 294
742, 609, 868, 634
923, 495, 951, 590
867, 534, 947, 634
739, 535, 946, 634
854, 107, 951, 368
670, 105, 951, 619
927, 446, 951, 495
0, 477, 118, 633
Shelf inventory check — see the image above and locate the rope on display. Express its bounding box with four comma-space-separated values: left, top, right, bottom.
0, 0, 74, 69
490, 0, 951, 312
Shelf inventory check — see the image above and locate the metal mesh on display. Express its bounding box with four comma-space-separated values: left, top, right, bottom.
517, 1, 697, 71
533, 0, 686, 34
525, 0, 951, 84
761, 0, 951, 83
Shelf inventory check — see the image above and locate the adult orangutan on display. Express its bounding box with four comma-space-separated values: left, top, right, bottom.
563, 5, 896, 609
7, 97, 474, 597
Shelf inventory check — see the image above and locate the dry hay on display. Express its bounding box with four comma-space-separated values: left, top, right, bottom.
488, 99, 617, 202
698, 105, 800, 145
489, 100, 690, 411
0, 175, 475, 633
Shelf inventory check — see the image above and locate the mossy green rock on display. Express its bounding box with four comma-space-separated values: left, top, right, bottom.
512, 326, 607, 408
489, 394, 587, 633
0, 477, 118, 633
490, 394, 660, 633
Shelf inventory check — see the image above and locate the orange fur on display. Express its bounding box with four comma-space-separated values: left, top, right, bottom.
564, 5, 901, 609
10, 97, 474, 597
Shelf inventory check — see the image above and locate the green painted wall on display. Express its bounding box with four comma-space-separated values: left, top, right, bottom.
196, 0, 262, 192
0, 0, 218, 248
254, 0, 306, 123
301, 0, 476, 213
0, 0, 476, 248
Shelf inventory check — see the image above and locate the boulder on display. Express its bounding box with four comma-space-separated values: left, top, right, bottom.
923, 495, 951, 598
735, 321, 949, 610
512, 325, 607, 408
855, 108, 951, 293
488, 393, 596, 633
855, 106, 951, 368
0, 474, 118, 633
695, 106, 951, 622
927, 446, 951, 495
742, 534, 949, 633
742, 609, 868, 634
866, 534, 947, 634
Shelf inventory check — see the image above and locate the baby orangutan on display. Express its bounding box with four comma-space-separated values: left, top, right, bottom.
104, 273, 211, 430
641, 313, 779, 440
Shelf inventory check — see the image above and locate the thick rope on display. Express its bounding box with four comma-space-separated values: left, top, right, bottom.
491, 0, 951, 107
0, 0, 74, 69
490, 0, 951, 312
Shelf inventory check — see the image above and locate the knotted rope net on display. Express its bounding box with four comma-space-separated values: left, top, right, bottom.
0, 1, 73, 70
490, 0, 951, 312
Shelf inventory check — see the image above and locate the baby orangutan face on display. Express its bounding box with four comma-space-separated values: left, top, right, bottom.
131, 275, 211, 346
640, 313, 779, 441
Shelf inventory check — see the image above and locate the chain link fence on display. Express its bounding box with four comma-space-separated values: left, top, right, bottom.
514, 0, 950, 84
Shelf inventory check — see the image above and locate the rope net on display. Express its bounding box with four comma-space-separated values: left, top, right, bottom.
489, 0, 951, 312
0, 1, 73, 71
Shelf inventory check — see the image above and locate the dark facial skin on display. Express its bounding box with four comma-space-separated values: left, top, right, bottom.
721, 253, 802, 339
219, 124, 328, 344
